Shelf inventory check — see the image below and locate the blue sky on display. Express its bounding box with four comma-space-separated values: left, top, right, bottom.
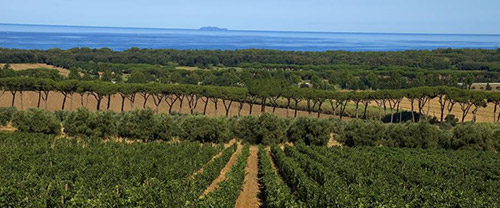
1, 0, 499, 34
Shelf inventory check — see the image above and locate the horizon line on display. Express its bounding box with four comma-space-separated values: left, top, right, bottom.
1, 22, 500, 36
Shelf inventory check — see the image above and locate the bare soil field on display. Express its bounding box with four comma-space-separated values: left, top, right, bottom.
1, 63, 72, 77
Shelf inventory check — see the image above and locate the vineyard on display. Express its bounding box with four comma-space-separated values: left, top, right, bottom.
1, 131, 499, 207
269, 144, 500, 207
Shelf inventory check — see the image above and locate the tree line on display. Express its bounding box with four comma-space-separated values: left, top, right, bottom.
2, 77, 500, 123
1, 47, 499, 70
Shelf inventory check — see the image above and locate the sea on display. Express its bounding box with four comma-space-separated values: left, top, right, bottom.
0, 23, 499, 51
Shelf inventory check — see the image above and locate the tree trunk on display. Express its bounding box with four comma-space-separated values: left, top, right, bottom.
37, 91, 42, 108
121, 96, 126, 112
10, 91, 16, 107
61, 94, 67, 110
317, 102, 323, 118
96, 97, 102, 111
203, 98, 209, 115
107, 95, 111, 110
238, 102, 244, 116
261, 98, 267, 113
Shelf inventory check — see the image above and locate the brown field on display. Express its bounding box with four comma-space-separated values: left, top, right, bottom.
0, 89, 496, 122
1, 63, 72, 77
0, 91, 333, 118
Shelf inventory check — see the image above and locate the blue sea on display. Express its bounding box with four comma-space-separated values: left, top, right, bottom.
0, 23, 499, 51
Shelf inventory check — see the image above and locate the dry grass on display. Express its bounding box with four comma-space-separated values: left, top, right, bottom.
1, 63, 72, 77
0, 89, 496, 122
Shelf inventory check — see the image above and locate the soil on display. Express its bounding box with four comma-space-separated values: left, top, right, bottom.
201, 143, 242, 196
235, 146, 261, 208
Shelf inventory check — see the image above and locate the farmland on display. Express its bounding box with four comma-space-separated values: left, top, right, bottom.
1, 48, 500, 207
1, 131, 499, 207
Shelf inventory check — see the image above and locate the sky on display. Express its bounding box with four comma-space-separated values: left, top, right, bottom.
1, 0, 500, 34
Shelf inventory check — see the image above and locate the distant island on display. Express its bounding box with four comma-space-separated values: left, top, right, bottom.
199, 26, 228, 31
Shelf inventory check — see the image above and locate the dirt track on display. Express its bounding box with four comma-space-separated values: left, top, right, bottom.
235, 146, 260, 208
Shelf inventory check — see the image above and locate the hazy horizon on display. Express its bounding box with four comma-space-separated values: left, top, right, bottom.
1, 22, 499, 36
1, 0, 499, 35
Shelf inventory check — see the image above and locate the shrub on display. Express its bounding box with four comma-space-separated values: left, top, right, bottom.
182, 116, 230, 143
451, 123, 494, 151
340, 119, 385, 147
63, 108, 96, 137
153, 114, 184, 141
12, 108, 61, 134
402, 122, 439, 148
118, 109, 156, 141
383, 123, 408, 147
93, 111, 119, 138
0, 107, 17, 126
54, 110, 71, 122
257, 113, 288, 145
231, 116, 260, 144
493, 129, 500, 151
287, 117, 330, 145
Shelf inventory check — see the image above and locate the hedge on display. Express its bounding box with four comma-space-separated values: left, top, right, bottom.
2, 107, 500, 151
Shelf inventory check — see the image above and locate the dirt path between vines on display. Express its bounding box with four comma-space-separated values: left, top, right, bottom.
235, 146, 261, 208
265, 147, 280, 176
191, 140, 237, 179
201, 143, 242, 196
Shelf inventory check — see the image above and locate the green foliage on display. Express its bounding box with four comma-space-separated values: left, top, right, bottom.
11, 108, 60, 134
450, 123, 496, 151
182, 116, 230, 143
53, 110, 71, 122
0, 107, 17, 126
63, 108, 118, 138
118, 108, 156, 141
258, 146, 303, 207
287, 117, 330, 145
385, 122, 439, 148
230, 116, 260, 144
340, 119, 386, 147
127, 70, 147, 83
0, 132, 221, 207
284, 145, 500, 207
153, 114, 184, 141
196, 145, 249, 207
257, 113, 288, 145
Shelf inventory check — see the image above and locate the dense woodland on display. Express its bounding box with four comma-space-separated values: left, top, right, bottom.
1, 48, 500, 90
1, 48, 500, 70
